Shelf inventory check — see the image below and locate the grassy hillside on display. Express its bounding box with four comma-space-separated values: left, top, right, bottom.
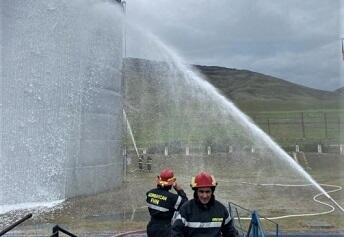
123, 58, 343, 145
194, 65, 343, 112
193, 64, 343, 144
335, 87, 344, 95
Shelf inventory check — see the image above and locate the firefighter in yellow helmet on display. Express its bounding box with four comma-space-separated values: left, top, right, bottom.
146, 168, 188, 237
171, 171, 238, 237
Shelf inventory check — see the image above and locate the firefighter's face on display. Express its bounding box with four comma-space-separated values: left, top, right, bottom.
197, 187, 212, 204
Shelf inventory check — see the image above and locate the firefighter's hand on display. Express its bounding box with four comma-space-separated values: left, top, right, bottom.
173, 182, 182, 191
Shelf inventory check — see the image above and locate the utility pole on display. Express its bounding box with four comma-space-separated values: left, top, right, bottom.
119, 0, 127, 181
122, 0, 127, 58
341, 38, 344, 61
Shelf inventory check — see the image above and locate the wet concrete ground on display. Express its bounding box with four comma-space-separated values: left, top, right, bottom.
1, 152, 343, 236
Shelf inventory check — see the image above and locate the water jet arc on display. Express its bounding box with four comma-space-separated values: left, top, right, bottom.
143, 32, 344, 213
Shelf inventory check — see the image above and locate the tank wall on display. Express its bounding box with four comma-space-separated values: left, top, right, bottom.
0, 0, 123, 205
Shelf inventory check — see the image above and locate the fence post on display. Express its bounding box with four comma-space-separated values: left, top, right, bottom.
300, 112, 305, 138
228, 145, 233, 153
164, 146, 168, 156
317, 144, 322, 153
295, 145, 300, 152
207, 146, 211, 155
324, 112, 328, 138
186, 146, 190, 156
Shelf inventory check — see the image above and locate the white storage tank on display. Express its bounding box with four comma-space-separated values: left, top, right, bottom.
0, 0, 124, 206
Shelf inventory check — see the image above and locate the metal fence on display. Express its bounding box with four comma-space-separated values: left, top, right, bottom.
249, 111, 344, 144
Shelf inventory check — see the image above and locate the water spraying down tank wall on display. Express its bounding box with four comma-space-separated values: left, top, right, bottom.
0, 0, 124, 207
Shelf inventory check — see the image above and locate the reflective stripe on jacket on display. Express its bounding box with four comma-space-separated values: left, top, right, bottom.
171, 198, 238, 237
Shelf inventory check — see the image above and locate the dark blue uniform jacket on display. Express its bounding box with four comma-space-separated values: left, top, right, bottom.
171, 195, 238, 237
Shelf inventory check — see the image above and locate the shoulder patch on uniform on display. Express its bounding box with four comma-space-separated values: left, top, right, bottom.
212, 217, 224, 222
147, 192, 168, 201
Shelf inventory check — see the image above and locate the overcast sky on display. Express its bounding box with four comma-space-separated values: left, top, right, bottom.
125, 0, 343, 91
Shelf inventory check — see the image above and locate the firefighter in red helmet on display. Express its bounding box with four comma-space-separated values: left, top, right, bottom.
171, 171, 238, 237
146, 168, 188, 237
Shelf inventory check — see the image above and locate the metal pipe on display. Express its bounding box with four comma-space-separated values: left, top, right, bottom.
51, 225, 77, 237
0, 213, 32, 236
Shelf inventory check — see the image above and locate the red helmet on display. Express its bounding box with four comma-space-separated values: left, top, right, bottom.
156, 168, 176, 187
191, 171, 217, 189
